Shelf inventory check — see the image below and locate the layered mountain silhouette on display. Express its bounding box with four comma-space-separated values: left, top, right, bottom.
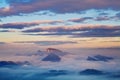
87, 55, 114, 62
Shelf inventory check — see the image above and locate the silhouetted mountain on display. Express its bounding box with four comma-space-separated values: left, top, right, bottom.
42, 53, 61, 62
0, 61, 30, 68
87, 55, 114, 62
0, 61, 18, 67
79, 69, 104, 75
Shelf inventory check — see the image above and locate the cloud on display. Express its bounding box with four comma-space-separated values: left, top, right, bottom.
0, 20, 63, 29
99, 12, 109, 16
113, 12, 120, 20
23, 25, 115, 32
23, 25, 120, 37
72, 28, 120, 37
102, 12, 120, 21
69, 16, 112, 23
0, 64, 119, 80
101, 40, 120, 43
0, 0, 120, 16
0, 22, 38, 29
14, 41, 77, 46
0, 19, 2, 22
0, 67, 48, 80
0, 30, 15, 32
68, 17, 93, 22
93, 47, 120, 50
116, 12, 120, 18
0, 42, 5, 44
94, 16, 111, 21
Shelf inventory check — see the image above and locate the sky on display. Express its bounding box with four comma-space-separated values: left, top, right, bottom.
0, 0, 120, 49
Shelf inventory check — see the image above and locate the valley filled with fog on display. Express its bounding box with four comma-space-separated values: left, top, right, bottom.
0, 48, 120, 80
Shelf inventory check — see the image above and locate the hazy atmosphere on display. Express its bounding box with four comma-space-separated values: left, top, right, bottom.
0, 0, 120, 80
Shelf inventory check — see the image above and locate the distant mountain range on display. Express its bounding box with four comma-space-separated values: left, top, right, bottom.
79, 69, 105, 75
0, 61, 30, 68
41, 70, 68, 76
16, 48, 114, 63
87, 55, 114, 62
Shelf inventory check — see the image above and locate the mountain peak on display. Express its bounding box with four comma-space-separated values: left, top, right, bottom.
46, 48, 62, 53
42, 53, 61, 62
79, 69, 104, 75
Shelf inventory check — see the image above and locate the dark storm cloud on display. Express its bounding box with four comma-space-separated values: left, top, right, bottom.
14, 41, 77, 46
23, 25, 120, 37
0, 0, 120, 16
